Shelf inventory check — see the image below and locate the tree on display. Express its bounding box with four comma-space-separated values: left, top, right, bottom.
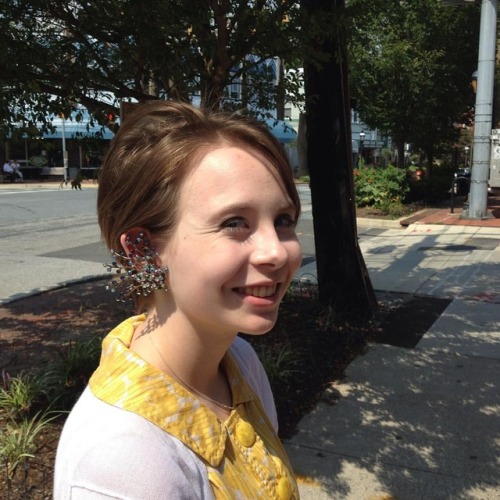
1, 0, 377, 320
347, 0, 480, 169
0, 0, 306, 136
302, 0, 377, 319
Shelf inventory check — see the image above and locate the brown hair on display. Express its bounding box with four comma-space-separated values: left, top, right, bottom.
97, 100, 300, 308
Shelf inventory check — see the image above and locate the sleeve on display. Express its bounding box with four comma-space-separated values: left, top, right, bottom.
230, 336, 279, 432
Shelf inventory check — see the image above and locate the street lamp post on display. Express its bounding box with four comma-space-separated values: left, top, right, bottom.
359, 131, 365, 166
61, 114, 68, 183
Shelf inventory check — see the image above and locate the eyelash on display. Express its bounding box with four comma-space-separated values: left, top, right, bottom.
221, 215, 297, 233
276, 214, 297, 229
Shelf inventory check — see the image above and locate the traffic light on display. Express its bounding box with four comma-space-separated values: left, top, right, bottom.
105, 111, 116, 124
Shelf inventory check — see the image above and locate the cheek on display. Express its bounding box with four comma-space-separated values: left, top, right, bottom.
168, 249, 243, 289
287, 240, 303, 273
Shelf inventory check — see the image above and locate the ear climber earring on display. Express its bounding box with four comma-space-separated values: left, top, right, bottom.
104, 232, 169, 302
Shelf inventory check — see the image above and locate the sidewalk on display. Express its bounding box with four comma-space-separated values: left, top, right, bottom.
287, 197, 500, 499
397, 193, 500, 229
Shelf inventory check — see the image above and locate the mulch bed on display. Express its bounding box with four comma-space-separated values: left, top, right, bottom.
373, 295, 451, 348
0, 277, 133, 374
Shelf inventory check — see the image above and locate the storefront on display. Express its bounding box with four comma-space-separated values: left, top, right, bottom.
3, 109, 115, 180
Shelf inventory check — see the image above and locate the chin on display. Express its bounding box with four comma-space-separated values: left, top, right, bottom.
239, 317, 278, 336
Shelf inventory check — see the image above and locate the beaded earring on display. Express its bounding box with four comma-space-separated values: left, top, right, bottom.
104, 232, 169, 302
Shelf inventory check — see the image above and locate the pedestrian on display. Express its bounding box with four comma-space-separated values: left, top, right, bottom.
12, 160, 23, 182
2, 160, 15, 182
54, 100, 302, 499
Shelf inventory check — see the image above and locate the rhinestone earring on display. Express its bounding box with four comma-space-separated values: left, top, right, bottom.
104, 232, 168, 302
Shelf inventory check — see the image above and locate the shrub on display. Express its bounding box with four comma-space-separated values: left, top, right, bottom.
40, 336, 102, 410
406, 163, 456, 204
255, 344, 300, 391
0, 371, 44, 420
354, 165, 409, 212
0, 410, 58, 486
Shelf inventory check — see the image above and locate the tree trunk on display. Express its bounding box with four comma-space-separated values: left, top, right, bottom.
425, 146, 434, 176
396, 140, 405, 168
302, 0, 377, 320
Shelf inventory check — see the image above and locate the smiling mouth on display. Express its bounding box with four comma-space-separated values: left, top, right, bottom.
239, 284, 278, 298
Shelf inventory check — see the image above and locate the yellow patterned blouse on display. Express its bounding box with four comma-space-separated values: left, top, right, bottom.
88, 315, 299, 500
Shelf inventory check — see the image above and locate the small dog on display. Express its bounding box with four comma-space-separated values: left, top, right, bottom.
59, 176, 82, 190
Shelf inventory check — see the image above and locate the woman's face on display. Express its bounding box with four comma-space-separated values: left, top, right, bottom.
156, 146, 302, 339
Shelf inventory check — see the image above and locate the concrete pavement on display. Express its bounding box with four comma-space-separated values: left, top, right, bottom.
288, 222, 500, 499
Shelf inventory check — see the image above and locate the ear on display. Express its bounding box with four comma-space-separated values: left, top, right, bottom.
119, 228, 154, 258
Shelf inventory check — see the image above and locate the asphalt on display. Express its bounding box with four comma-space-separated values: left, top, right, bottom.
1, 180, 499, 499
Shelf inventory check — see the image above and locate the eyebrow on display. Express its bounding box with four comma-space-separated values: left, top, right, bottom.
210, 200, 297, 220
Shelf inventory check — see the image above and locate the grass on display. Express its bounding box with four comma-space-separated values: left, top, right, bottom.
0, 372, 42, 420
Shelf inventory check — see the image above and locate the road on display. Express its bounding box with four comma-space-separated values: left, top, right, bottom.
0, 187, 108, 303
0, 185, 385, 304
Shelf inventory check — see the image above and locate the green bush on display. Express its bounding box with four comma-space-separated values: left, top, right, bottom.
406, 163, 456, 204
41, 336, 102, 410
1, 410, 58, 485
354, 165, 409, 212
255, 344, 300, 391
0, 336, 101, 497
0, 372, 44, 420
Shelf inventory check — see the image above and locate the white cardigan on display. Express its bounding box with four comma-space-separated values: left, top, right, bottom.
53, 336, 278, 499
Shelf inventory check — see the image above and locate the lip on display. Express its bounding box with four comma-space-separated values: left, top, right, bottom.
234, 282, 282, 303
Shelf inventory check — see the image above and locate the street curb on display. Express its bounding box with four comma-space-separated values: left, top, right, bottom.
356, 217, 404, 229
0, 274, 109, 306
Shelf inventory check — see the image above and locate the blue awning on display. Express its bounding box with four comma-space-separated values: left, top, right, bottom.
265, 119, 297, 144
43, 110, 116, 141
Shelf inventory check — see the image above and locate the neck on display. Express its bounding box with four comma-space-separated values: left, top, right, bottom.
131, 310, 235, 413
149, 332, 233, 411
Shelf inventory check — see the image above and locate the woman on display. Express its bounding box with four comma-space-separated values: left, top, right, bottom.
54, 101, 302, 499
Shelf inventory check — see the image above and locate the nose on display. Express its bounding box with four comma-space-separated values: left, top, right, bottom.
251, 226, 293, 269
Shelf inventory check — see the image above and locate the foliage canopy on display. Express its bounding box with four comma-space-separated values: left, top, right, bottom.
347, 0, 480, 167
0, 0, 326, 137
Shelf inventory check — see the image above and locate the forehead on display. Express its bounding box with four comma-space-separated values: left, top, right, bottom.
175, 146, 294, 218
184, 146, 285, 193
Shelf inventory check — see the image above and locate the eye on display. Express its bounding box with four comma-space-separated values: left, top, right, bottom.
221, 217, 249, 233
275, 214, 297, 230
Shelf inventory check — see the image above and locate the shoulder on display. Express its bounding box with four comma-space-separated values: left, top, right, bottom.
230, 336, 278, 431
54, 388, 213, 499
229, 335, 259, 360
229, 336, 267, 382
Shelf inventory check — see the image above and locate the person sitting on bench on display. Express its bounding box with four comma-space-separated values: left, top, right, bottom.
2, 160, 16, 182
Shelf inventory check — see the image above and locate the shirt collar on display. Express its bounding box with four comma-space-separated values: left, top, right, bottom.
89, 315, 255, 466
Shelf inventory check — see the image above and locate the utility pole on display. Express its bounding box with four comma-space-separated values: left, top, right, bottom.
462, 0, 497, 219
